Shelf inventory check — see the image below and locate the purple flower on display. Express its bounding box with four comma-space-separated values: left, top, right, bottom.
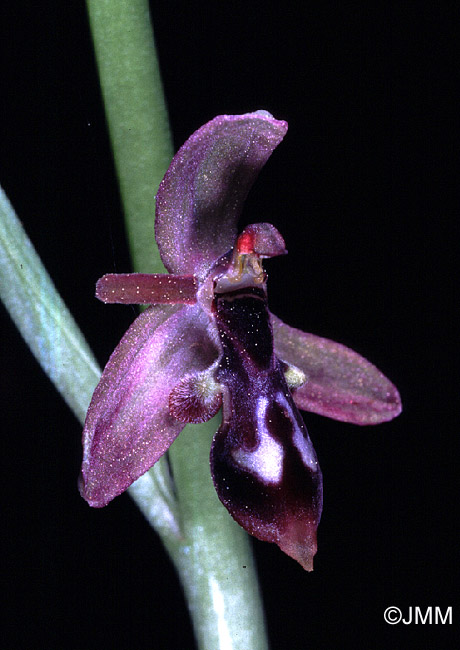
79, 111, 401, 571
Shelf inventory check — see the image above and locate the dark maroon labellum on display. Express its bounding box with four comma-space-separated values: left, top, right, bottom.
210, 281, 323, 571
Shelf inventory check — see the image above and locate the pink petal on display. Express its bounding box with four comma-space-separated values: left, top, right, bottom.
96, 273, 198, 304
271, 314, 402, 425
79, 304, 218, 507
155, 111, 288, 279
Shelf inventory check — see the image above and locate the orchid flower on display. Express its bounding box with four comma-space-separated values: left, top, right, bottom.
79, 111, 401, 571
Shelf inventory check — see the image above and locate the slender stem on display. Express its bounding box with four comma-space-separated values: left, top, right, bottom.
0, 187, 100, 422
85, 2, 269, 648
86, 0, 171, 274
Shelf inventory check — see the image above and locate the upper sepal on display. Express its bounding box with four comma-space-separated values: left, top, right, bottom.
272, 314, 402, 424
79, 303, 218, 507
155, 111, 288, 279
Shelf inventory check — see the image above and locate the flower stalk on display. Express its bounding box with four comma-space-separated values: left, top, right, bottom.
86, 0, 172, 274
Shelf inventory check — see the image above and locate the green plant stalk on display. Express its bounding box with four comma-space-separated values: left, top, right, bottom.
85, 1, 269, 649
86, 0, 171, 274
0, 187, 100, 423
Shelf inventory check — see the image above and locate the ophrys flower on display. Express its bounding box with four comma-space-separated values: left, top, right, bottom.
79, 111, 401, 570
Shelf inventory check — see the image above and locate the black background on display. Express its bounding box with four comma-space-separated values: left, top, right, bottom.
1, 2, 457, 648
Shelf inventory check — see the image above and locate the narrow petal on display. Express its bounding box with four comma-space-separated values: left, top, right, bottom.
80, 303, 218, 507
271, 314, 402, 424
96, 273, 198, 304
155, 111, 288, 278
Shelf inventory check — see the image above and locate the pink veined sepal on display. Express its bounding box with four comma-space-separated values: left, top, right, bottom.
271, 314, 402, 425
155, 112, 288, 279
79, 303, 218, 507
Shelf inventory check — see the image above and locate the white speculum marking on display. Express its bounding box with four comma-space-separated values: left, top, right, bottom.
276, 391, 319, 472
232, 396, 284, 484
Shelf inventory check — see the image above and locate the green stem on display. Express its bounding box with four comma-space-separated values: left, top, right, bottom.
85, 1, 269, 648
86, 0, 171, 274
0, 187, 100, 423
